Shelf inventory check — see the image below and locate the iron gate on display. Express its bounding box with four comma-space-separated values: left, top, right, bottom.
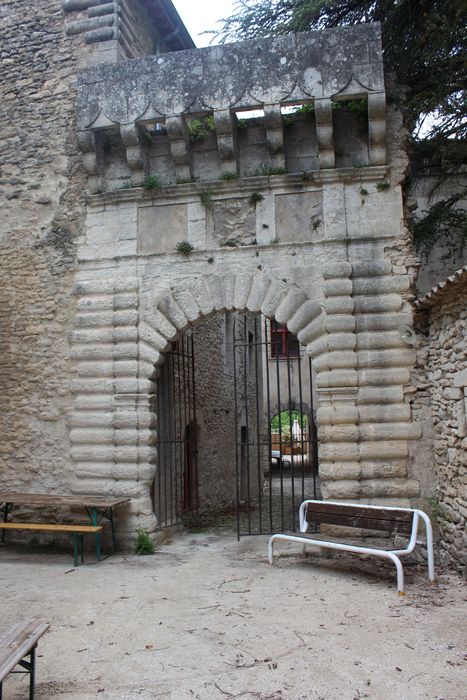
152, 331, 199, 530
153, 313, 318, 536
233, 314, 318, 538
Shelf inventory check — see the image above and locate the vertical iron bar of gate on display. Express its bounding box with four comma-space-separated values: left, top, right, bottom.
243, 315, 251, 533
182, 333, 189, 512
264, 318, 274, 533
176, 340, 184, 518
164, 352, 170, 526
297, 347, 306, 504
309, 356, 318, 499
285, 341, 296, 530
253, 315, 262, 533
171, 345, 178, 524
156, 363, 162, 523
191, 332, 199, 515
179, 337, 185, 513
185, 332, 192, 511
275, 330, 284, 532
233, 317, 241, 540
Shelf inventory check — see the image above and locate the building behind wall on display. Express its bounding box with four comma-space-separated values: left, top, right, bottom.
2, 0, 464, 559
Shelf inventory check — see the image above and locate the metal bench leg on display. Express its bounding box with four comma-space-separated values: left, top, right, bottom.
29, 647, 36, 700
0, 679, 3, 699
90, 507, 101, 561
73, 533, 79, 567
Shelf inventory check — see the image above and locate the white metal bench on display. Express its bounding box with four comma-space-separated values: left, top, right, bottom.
268, 500, 435, 594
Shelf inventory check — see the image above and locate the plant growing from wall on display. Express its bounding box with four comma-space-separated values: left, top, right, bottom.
142, 175, 161, 191
187, 115, 215, 142
360, 186, 369, 205
135, 528, 155, 555
200, 190, 214, 209
249, 191, 264, 206
113, 181, 132, 191
376, 180, 391, 192
248, 163, 286, 177
310, 214, 322, 231
221, 171, 239, 180
176, 240, 194, 255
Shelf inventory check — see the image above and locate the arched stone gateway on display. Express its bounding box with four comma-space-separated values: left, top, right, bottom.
70, 262, 420, 540
64, 19, 421, 543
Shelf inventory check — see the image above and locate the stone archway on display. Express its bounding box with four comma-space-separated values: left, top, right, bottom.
69, 260, 421, 542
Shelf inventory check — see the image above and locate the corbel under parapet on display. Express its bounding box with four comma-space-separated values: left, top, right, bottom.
77, 129, 102, 193
368, 91, 387, 166
120, 123, 145, 181
264, 104, 285, 170
314, 98, 335, 170
165, 116, 192, 182
213, 109, 238, 176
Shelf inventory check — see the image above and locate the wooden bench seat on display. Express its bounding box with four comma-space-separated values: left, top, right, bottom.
0, 523, 102, 567
0, 620, 49, 700
268, 500, 435, 594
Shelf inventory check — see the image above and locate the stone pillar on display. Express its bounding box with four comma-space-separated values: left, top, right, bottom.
301, 261, 420, 505
264, 104, 285, 171
213, 109, 238, 177
166, 116, 192, 182
69, 277, 158, 541
368, 92, 387, 165
314, 98, 335, 169
120, 122, 145, 182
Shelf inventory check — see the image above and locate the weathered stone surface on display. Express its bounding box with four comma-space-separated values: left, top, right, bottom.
275, 192, 323, 243
138, 204, 188, 255
207, 198, 256, 248
412, 280, 467, 574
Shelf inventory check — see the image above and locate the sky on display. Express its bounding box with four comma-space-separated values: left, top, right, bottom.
172, 0, 236, 47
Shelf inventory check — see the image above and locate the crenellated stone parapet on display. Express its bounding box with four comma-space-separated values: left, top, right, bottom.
73, 24, 386, 191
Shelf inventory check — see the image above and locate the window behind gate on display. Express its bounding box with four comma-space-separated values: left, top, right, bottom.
270, 321, 300, 359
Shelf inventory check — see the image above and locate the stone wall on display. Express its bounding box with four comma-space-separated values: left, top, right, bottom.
1, 6, 431, 549
0, 0, 85, 496
414, 270, 467, 574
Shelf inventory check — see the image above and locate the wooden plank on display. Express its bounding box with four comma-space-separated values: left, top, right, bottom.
306, 502, 413, 523
305, 511, 413, 534
0, 493, 130, 508
305, 503, 414, 534
0, 523, 102, 533
0, 621, 49, 681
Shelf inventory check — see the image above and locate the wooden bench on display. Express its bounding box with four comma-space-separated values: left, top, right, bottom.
0, 523, 102, 567
0, 621, 49, 700
268, 500, 435, 594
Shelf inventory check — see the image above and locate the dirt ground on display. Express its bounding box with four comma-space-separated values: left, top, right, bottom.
0, 532, 465, 700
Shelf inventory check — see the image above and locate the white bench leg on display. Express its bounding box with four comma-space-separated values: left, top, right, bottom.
268, 537, 274, 565
386, 552, 405, 595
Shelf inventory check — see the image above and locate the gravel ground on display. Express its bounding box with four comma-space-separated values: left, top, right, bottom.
0, 532, 465, 700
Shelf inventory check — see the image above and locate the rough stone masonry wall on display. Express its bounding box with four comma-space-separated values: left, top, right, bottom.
419, 285, 467, 574
0, 0, 175, 509
0, 0, 85, 496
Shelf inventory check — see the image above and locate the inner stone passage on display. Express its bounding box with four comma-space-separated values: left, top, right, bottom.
152, 312, 319, 537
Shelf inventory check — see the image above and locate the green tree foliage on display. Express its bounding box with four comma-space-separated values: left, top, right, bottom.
217, 1, 467, 257
218, 1, 465, 138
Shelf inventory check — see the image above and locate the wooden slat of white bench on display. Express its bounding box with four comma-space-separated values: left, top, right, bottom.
0, 621, 49, 681
0, 523, 102, 533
